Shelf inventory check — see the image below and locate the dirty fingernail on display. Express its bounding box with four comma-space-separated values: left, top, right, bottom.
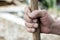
34, 23, 38, 28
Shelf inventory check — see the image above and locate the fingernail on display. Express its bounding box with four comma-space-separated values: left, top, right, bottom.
34, 23, 38, 28
32, 28, 35, 32
28, 13, 34, 18
27, 28, 35, 33
33, 19, 37, 23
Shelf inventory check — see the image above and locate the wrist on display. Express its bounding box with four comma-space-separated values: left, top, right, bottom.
49, 20, 56, 34
49, 22, 55, 34
50, 20, 60, 35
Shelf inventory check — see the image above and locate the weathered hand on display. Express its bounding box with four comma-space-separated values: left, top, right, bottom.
24, 7, 54, 33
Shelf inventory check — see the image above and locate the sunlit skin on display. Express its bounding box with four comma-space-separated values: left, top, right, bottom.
24, 7, 60, 35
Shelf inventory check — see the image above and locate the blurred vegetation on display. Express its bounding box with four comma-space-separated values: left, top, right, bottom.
38, 0, 56, 9
25, 0, 57, 9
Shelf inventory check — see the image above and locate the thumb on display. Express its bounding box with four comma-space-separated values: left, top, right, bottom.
28, 10, 41, 19
28, 10, 47, 19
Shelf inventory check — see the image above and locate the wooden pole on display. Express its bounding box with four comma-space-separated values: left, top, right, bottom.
30, 0, 41, 40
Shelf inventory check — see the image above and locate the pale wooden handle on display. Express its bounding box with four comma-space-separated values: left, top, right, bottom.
30, 0, 40, 40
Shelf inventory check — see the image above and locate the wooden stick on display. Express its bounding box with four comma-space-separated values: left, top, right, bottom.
30, 0, 41, 40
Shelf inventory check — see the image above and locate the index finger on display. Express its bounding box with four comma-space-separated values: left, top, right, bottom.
24, 6, 31, 15
28, 10, 47, 19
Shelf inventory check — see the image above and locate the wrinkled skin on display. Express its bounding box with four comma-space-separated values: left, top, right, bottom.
24, 7, 54, 33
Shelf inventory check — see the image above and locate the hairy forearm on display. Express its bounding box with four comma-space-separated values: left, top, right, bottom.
50, 20, 60, 35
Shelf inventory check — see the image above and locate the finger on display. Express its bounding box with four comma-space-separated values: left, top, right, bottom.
40, 15, 48, 25
24, 6, 31, 14
33, 19, 37, 23
28, 10, 47, 19
25, 22, 38, 28
40, 10, 48, 17
26, 27, 35, 33
24, 14, 33, 22
24, 14, 38, 23
40, 12, 50, 25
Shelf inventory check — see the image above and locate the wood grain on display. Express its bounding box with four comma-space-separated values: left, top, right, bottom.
30, 0, 41, 40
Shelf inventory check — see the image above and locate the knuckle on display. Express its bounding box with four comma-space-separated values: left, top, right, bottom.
26, 28, 31, 32
33, 10, 40, 15
25, 7, 31, 13
25, 22, 27, 27
24, 14, 27, 19
25, 22, 33, 28
40, 10, 48, 17
25, 22, 29, 27
26, 28, 34, 32
24, 15, 32, 23
28, 10, 40, 19
33, 19, 37, 23
42, 10, 47, 14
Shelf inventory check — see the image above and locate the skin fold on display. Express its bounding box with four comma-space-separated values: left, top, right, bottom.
24, 7, 60, 35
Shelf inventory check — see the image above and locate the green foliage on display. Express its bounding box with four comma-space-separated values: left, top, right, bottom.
41, 0, 56, 9
26, 0, 56, 9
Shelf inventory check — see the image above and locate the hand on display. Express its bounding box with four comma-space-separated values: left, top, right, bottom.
24, 7, 54, 33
